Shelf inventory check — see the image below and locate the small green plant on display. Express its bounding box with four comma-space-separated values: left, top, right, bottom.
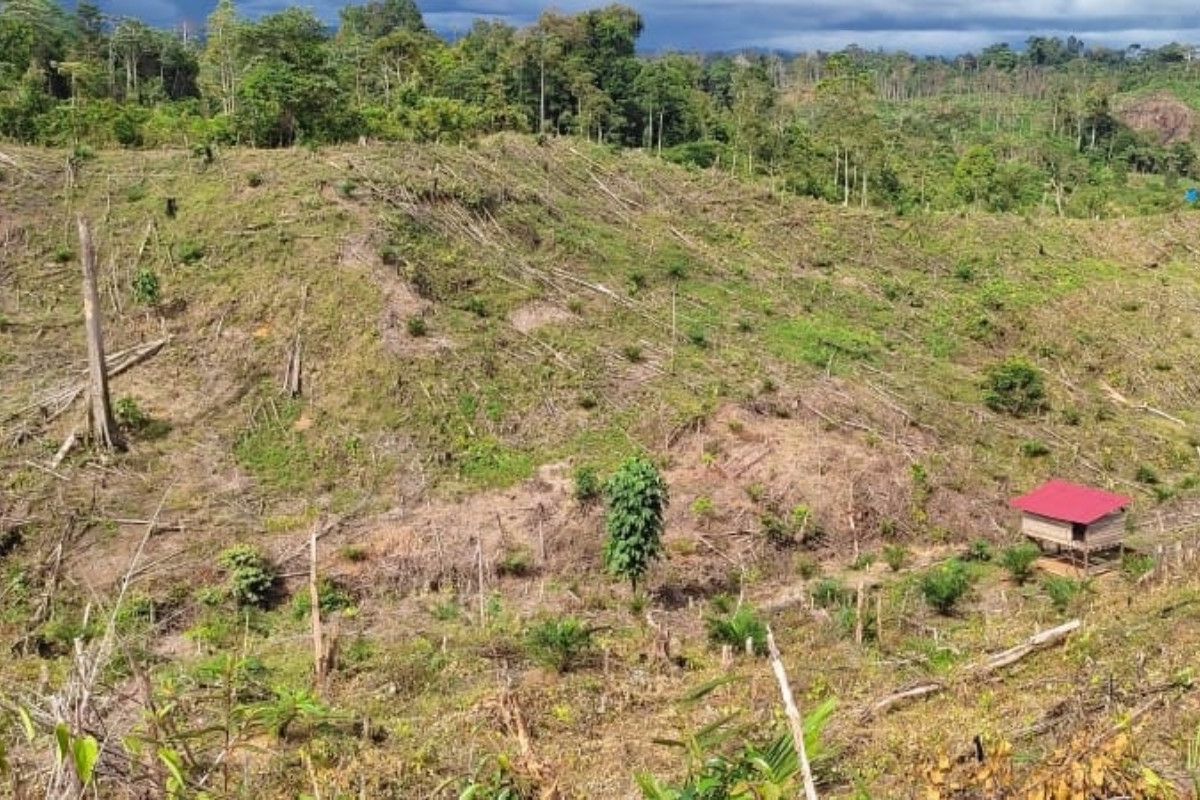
883, 544, 908, 572
628, 271, 648, 291
247, 172, 264, 187
124, 183, 147, 202
690, 495, 716, 521
337, 179, 357, 198
603, 457, 669, 593
573, 465, 602, 505
114, 397, 149, 431
1120, 551, 1155, 582
794, 554, 820, 579
963, 539, 993, 562
217, 545, 276, 608
745, 483, 766, 503
760, 511, 793, 547
52, 245, 74, 263
131, 267, 160, 305
1000, 543, 1041, 584
291, 577, 354, 619
567, 298, 584, 314
1020, 439, 1050, 458
177, 240, 205, 264
431, 599, 460, 621
1134, 465, 1160, 485
526, 616, 594, 672
406, 315, 427, 337
686, 327, 709, 348
705, 604, 767, 655
849, 552, 875, 571
1043, 576, 1084, 613
497, 546, 534, 577
920, 559, 972, 614
339, 544, 367, 562
621, 344, 645, 363
983, 358, 1046, 416
812, 577, 850, 609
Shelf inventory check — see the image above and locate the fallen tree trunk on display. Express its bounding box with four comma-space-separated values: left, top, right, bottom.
862, 620, 1080, 720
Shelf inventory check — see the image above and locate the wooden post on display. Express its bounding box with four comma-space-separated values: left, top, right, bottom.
875, 592, 883, 647
79, 216, 120, 451
476, 536, 486, 627
766, 627, 819, 800
854, 581, 865, 645
309, 527, 324, 691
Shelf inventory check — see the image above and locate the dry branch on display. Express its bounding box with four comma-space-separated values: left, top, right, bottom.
765, 626, 819, 800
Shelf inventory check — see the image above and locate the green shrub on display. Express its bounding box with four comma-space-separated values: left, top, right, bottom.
526, 616, 594, 672
52, 245, 74, 263
760, 512, 793, 547
573, 465, 602, 505
247, 172, 264, 187
1134, 465, 1160, 485
124, 183, 147, 202
291, 577, 354, 619
463, 296, 489, 317
406, 315, 427, 337
686, 327, 709, 348
706, 605, 767, 655
177, 240, 205, 264
849, 553, 875, 571
217, 545, 276, 608
920, 559, 972, 614
883, 544, 908, 572
621, 344, 645, 363
983, 358, 1046, 416
603, 457, 668, 593
1121, 551, 1155, 582
114, 397, 149, 431
1043, 576, 1084, 613
690, 495, 716, 521
812, 577, 850, 609
132, 267, 160, 305
497, 546, 534, 577
1020, 440, 1050, 458
963, 539, 993, 562
1000, 543, 1041, 584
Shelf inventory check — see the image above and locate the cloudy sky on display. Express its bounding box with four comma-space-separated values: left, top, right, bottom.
98, 0, 1200, 55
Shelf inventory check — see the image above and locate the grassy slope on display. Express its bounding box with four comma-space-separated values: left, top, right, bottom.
1, 136, 1200, 797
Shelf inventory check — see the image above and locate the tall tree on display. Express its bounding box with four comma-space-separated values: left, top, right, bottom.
200, 0, 242, 115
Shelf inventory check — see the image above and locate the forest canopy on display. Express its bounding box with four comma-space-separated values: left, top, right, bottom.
2, 0, 1199, 217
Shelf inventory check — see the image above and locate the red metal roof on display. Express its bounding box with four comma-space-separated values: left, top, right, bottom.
1010, 479, 1132, 525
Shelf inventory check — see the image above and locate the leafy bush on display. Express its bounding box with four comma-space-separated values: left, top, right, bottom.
603, 457, 668, 593
983, 358, 1046, 416
963, 539, 993, 562
686, 327, 709, 348
291, 577, 354, 619
920, 559, 972, 614
705, 605, 767, 656
690, 495, 716, 521
132, 267, 160, 305
177, 240, 205, 264
247, 172, 264, 187
621, 344, 645, 363
1020, 439, 1050, 458
573, 465, 602, 505
114, 397, 149, 431
1121, 551, 1155, 582
883, 544, 909, 572
496, 546, 534, 577
525, 616, 594, 672
812, 577, 850, 609
1135, 465, 1160, 485
52, 245, 74, 263
406, 315, 427, 337
217, 545, 276, 608
1043, 576, 1084, 613
1000, 543, 1041, 584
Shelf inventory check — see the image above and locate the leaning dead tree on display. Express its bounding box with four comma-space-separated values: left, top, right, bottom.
78, 216, 121, 451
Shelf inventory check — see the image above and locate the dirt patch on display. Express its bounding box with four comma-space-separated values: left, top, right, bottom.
508, 301, 575, 334
1118, 93, 1195, 145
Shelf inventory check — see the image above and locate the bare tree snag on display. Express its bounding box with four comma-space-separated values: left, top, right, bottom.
284, 285, 308, 397
765, 626, 819, 800
78, 216, 121, 451
309, 526, 325, 691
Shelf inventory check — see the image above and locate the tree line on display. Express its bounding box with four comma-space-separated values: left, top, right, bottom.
2, 0, 1198, 216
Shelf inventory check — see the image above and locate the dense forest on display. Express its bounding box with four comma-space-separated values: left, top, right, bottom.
2, 0, 1200, 216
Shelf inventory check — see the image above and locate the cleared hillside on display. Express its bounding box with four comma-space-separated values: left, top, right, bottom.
2, 137, 1200, 797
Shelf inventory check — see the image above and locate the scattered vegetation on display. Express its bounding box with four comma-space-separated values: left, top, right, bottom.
705, 603, 767, 656
983, 358, 1046, 416
525, 616, 595, 672
1000, 543, 1042, 584
217, 545, 276, 608
920, 559, 972, 614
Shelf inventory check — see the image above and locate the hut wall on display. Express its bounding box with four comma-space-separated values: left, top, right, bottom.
1022, 513, 1072, 544
1083, 512, 1125, 549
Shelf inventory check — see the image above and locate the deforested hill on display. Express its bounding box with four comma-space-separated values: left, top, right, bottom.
2, 137, 1200, 798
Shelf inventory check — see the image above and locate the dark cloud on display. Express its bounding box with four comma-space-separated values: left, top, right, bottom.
97, 0, 1200, 54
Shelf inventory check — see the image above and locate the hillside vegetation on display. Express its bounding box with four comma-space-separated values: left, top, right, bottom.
2, 137, 1200, 797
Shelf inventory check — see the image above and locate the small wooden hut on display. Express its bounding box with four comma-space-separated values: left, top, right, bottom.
1010, 479, 1131, 561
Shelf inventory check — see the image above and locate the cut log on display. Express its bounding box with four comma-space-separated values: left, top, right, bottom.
78, 216, 121, 451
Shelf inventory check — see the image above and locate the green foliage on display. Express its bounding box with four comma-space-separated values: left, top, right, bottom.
690, 495, 716, 521
621, 344, 645, 363
983, 358, 1046, 416
131, 267, 161, 305
705, 604, 767, 655
234, 400, 315, 491
406, 315, 428, 337
883, 544, 908, 572
291, 577, 354, 619
177, 240, 206, 264
1121, 551, 1156, 581
920, 559, 972, 614
114, 397, 149, 430
1043, 576, 1085, 613
812, 577, 850, 609
1135, 465, 1160, 485
496, 545, 534, 577
603, 457, 669, 592
217, 544, 276, 607
964, 539, 994, 562
525, 616, 594, 672
573, 465, 602, 505
1020, 439, 1050, 458
1000, 543, 1041, 584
